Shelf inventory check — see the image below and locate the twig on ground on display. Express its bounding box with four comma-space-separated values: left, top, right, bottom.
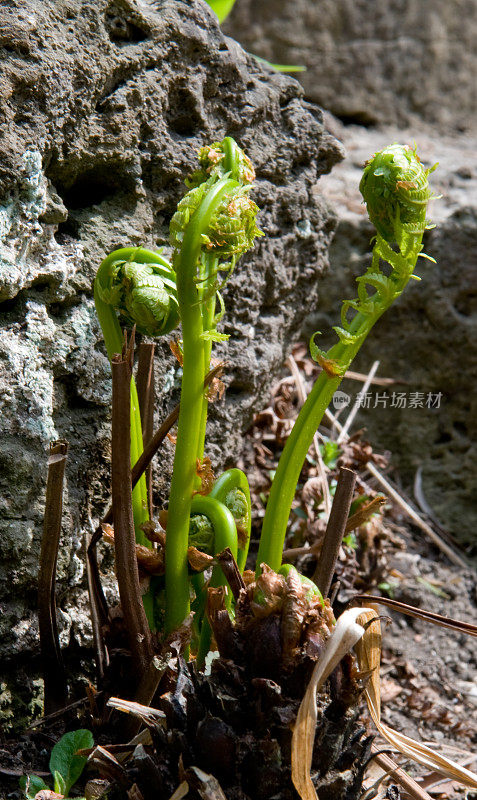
27, 692, 103, 730
287, 354, 332, 516
370, 747, 433, 800
282, 541, 321, 561
107, 697, 166, 728
353, 594, 477, 638
136, 342, 155, 518
413, 467, 454, 549
324, 408, 470, 570
338, 360, 380, 444
312, 467, 357, 597
342, 368, 404, 387
111, 337, 153, 681
38, 440, 69, 715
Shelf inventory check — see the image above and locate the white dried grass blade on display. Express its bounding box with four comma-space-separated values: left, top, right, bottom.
355, 610, 477, 790
291, 608, 374, 800
107, 696, 166, 724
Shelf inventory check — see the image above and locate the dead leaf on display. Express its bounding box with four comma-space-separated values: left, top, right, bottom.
127, 784, 144, 800
195, 457, 215, 495
188, 546, 214, 571
355, 609, 477, 790
168, 781, 189, 800
34, 793, 64, 800
170, 340, 183, 366
140, 520, 166, 546
292, 608, 374, 800
185, 766, 227, 800
136, 544, 164, 575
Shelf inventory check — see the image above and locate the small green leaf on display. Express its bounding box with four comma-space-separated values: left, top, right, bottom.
416, 576, 451, 600
342, 532, 357, 549
54, 770, 67, 795
332, 325, 358, 345
309, 331, 325, 362
200, 330, 229, 343
49, 729, 94, 795
377, 581, 398, 599
19, 774, 49, 799
320, 440, 341, 468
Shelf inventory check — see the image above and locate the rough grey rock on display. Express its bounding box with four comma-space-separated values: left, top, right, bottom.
0, 0, 342, 669
311, 122, 477, 551
224, 0, 477, 132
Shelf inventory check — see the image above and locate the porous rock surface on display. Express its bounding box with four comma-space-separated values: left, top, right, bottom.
312, 121, 477, 550
224, 0, 477, 131
0, 0, 342, 667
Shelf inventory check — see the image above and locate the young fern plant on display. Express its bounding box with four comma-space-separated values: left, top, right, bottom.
94, 247, 179, 547
165, 137, 262, 632
257, 143, 438, 572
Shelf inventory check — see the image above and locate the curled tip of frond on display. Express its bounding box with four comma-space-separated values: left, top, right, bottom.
96, 254, 179, 337
170, 138, 263, 270
188, 513, 215, 555
360, 143, 437, 244
187, 136, 256, 188
200, 186, 263, 261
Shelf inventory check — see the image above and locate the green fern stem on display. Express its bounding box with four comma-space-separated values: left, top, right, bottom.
196, 255, 218, 464
195, 137, 252, 462
165, 178, 240, 633
258, 224, 433, 573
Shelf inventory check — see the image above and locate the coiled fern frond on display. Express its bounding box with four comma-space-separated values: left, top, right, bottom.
95, 247, 179, 343
169, 139, 262, 291
311, 144, 438, 376
165, 137, 262, 633
96, 251, 179, 338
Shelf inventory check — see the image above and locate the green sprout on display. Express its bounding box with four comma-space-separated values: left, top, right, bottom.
20, 729, 93, 799
257, 144, 437, 572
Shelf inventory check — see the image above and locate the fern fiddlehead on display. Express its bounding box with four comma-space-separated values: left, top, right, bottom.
94, 247, 179, 547
210, 468, 252, 572
165, 137, 262, 632
257, 144, 438, 573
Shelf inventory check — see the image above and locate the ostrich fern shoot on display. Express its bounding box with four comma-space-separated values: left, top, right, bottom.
257, 144, 438, 572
